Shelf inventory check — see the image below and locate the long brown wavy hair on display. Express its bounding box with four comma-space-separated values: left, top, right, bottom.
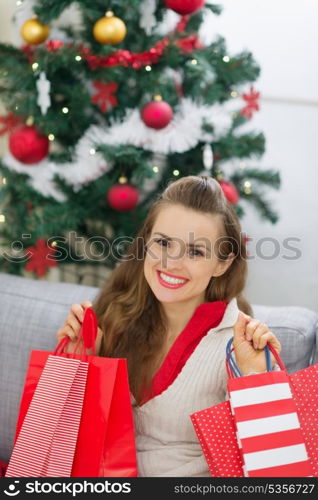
94, 175, 252, 404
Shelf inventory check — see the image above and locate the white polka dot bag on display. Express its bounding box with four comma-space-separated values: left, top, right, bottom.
191, 340, 318, 477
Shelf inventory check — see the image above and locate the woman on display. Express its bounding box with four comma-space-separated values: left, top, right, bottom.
57, 175, 281, 477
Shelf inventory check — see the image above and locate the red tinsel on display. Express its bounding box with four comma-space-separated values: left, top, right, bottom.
176, 16, 190, 32
81, 38, 170, 70
21, 43, 35, 63
46, 40, 65, 52
175, 35, 204, 53
20, 29, 203, 72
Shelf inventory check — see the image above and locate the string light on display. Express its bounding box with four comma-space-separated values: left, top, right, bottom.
145, 65, 152, 72
0, 215, 5, 223
0, 177, 7, 186
119, 176, 128, 184
51, 241, 58, 247
32, 62, 39, 71
26, 116, 34, 126
191, 59, 198, 65
16, 0, 23, 5
62, 107, 69, 114
239, 161, 246, 169
152, 166, 159, 173
75, 55, 82, 61
48, 134, 55, 141
223, 56, 230, 63
173, 170, 180, 176
231, 90, 238, 98
244, 180, 252, 195
89, 148, 96, 155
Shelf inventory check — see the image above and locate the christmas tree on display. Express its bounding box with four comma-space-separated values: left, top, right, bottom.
0, 0, 280, 282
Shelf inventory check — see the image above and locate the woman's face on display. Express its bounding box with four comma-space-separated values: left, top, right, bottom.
144, 204, 234, 307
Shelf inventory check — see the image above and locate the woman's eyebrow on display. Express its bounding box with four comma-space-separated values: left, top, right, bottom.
152, 232, 209, 250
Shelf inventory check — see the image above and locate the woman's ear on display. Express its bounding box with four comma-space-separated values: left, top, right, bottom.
213, 252, 235, 277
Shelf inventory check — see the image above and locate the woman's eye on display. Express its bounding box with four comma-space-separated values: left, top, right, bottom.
155, 238, 169, 247
189, 248, 204, 257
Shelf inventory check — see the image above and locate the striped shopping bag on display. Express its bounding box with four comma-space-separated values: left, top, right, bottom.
6, 353, 88, 477
226, 339, 312, 477
191, 341, 317, 477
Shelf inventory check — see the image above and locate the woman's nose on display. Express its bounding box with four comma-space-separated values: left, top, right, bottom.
162, 240, 186, 268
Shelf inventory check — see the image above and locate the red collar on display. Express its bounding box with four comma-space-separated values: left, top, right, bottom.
141, 300, 227, 405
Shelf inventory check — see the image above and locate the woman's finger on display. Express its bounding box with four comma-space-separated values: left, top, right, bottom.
245, 319, 262, 341
258, 332, 281, 352
233, 312, 249, 344
81, 301, 93, 309
251, 324, 269, 349
57, 324, 78, 343
70, 303, 85, 323
65, 313, 82, 337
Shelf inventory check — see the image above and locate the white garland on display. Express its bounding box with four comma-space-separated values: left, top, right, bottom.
3, 134, 111, 201
3, 98, 231, 200
89, 98, 232, 154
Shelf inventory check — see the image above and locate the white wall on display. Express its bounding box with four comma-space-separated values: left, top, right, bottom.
206, 0, 318, 312
1, 1, 317, 310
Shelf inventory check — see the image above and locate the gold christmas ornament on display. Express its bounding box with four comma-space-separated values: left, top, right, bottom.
21, 17, 49, 45
93, 12, 127, 45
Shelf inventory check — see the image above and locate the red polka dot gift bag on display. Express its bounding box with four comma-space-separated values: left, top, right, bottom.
191, 340, 318, 477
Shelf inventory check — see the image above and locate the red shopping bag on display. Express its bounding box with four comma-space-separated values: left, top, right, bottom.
0, 461, 8, 477
8, 308, 138, 477
191, 341, 318, 477
6, 355, 88, 477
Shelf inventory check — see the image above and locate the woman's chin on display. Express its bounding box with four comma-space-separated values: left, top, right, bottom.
150, 285, 186, 304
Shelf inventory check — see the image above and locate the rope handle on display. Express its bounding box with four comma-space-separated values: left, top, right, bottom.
53, 307, 98, 360
226, 337, 286, 378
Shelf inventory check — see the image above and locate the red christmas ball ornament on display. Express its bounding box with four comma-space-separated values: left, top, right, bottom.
164, 0, 205, 15
220, 180, 240, 205
9, 125, 49, 164
141, 99, 173, 130
107, 184, 139, 211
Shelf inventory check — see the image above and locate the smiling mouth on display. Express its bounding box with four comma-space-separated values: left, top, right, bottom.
156, 270, 189, 289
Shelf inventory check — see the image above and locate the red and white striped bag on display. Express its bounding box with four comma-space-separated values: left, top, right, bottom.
227, 340, 312, 477
6, 351, 88, 477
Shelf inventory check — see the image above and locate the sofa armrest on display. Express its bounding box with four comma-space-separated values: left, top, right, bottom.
252, 304, 318, 373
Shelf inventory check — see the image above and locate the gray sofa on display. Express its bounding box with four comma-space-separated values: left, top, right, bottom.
0, 272, 317, 464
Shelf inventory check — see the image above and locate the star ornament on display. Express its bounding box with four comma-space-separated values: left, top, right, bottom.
0, 113, 22, 136
240, 86, 260, 119
25, 238, 57, 277
91, 81, 119, 113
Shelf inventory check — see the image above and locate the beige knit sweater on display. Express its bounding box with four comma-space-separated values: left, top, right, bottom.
133, 297, 240, 477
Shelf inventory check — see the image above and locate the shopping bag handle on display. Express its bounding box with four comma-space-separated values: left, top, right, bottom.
226, 337, 286, 378
54, 307, 98, 358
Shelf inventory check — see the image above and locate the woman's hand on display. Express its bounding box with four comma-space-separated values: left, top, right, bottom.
232, 312, 282, 375
56, 301, 103, 354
